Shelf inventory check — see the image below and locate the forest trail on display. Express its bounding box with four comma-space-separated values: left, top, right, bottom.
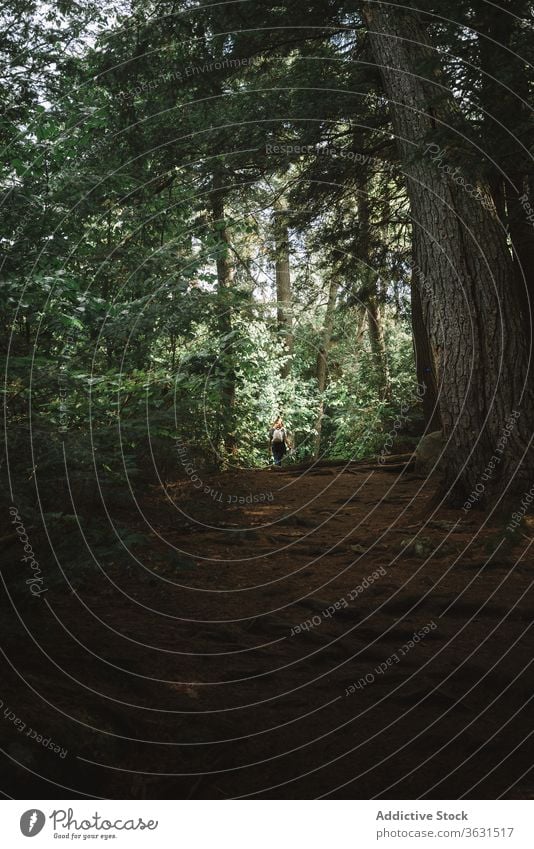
2, 462, 533, 800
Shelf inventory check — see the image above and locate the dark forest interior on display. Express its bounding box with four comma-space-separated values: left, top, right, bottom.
1, 0, 534, 800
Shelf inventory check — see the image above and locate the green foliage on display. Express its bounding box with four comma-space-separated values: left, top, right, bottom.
1, 0, 444, 569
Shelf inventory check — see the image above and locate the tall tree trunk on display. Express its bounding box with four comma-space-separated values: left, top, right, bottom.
411, 276, 440, 431
363, 2, 534, 506
505, 176, 534, 331
313, 278, 339, 458
211, 173, 237, 455
273, 197, 293, 379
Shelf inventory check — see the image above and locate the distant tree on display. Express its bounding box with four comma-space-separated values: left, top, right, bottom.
362, 1, 534, 506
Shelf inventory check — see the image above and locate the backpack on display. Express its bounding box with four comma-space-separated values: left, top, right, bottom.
272, 428, 284, 443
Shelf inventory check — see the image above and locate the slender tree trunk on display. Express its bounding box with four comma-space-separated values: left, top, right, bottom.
313, 278, 339, 458
273, 197, 293, 379
411, 276, 441, 431
211, 173, 237, 455
367, 293, 391, 401
505, 176, 534, 328
363, 2, 534, 506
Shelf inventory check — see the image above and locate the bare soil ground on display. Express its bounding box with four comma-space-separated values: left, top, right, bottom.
1, 462, 533, 799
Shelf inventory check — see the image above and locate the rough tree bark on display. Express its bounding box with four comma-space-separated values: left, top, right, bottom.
211, 173, 237, 455
367, 292, 391, 401
273, 197, 293, 379
362, 1, 534, 506
357, 178, 391, 399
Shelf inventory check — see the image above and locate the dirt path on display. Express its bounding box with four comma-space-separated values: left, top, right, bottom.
1, 463, 533, 799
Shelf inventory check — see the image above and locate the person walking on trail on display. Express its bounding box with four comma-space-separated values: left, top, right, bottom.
268, 417, 289, 467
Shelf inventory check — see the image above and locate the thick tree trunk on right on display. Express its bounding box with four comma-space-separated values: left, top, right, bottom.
273, 198, 293, 379
363, 2, 534, 506
505, 176, 534, 330
313, 277, 339, 459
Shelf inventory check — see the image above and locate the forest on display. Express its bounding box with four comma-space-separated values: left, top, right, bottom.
1, 0, 534, 801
